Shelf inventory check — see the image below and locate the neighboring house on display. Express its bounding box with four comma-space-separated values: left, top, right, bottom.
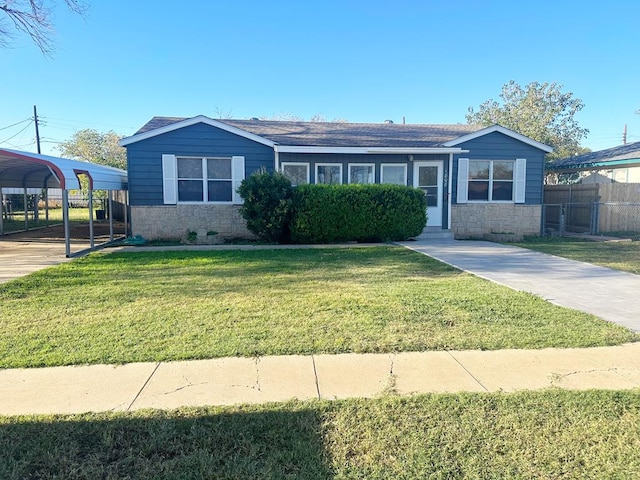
547, 142, 640, 184
119, 116, 552, 241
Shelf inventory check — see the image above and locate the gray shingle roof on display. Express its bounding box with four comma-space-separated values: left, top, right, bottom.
136, 116, 482, 148
549, 141, 640, 170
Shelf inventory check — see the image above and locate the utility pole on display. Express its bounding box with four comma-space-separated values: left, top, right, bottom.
623, 124, 627, 145
33, 105, 41, 154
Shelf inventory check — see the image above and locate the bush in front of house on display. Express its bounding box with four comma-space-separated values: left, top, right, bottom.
289, 183, 427, 243
237, 170, 293, 243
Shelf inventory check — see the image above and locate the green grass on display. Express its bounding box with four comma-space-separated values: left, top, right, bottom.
2, 390, 640, 479
512, 236, 640, 274
1, 207, 90, 233
0, 247, 635, 368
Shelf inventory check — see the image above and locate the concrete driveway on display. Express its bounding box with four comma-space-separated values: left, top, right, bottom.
0, 237, 72, 283
401, 239, 640, 333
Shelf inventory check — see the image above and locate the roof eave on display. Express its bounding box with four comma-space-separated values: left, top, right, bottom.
546, 157, 640, 172
119, 115, 276, 148
442, 125, 554, 153
274, 146, 467, 154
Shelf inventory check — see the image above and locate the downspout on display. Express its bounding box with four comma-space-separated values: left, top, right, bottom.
274, 145, 280, 172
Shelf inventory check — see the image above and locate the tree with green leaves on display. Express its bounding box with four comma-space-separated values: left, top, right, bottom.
58, 129, 127, 170
466, 81, 589, 161
1, 0, 87, 55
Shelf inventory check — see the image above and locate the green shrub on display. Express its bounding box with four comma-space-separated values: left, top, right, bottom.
237, 170, 293, 243
290, 184, 427, 243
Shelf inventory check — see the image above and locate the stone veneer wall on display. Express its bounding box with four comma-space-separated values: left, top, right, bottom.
131, 205, 254, 243
451, 204, 541, 241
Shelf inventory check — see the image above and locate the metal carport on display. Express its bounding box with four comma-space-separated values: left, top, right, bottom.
0, 148, 128, 257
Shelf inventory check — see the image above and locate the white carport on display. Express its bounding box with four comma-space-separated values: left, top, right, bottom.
0, 148, 128, 257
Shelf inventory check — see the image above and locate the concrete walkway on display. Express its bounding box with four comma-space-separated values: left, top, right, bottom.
400, 239, 640, 333
1, 344, 639, 416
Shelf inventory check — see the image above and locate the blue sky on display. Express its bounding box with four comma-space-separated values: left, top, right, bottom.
1, 0, 638, 156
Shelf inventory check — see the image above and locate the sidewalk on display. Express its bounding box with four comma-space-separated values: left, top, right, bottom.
1, 344, 639, 416
400, 239, 640, 333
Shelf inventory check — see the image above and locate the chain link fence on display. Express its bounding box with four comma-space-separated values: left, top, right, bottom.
543, 202, 640, 239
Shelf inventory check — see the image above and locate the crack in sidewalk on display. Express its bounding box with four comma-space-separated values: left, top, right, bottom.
126, 362, 161, 412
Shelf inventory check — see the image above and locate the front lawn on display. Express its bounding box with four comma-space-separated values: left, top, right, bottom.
2, 390, 639, 479
512, 237, 640, 274
0, 247, 634, 368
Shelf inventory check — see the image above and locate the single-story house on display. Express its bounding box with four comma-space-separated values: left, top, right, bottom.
119, 116, 552, 241
547, 141, 640, 184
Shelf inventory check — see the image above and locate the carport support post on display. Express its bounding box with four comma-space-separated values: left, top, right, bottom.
63, 190, 71, 257
44, 188, 49, 227
88, 188, 94, 249
23, 188, 28, 231
0, 187, 3, 235
108, 190, 114, 241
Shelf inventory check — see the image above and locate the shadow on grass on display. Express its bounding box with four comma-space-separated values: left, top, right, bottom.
0, 405, 333, 479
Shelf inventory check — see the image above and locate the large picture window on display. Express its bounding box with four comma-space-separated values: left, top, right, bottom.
177, 156, 233, 202
348, 163, 375, 184
468, 160, 514, 201
282, 162, 309, 186
381, 164, 407, 186
316, 163, 342, 184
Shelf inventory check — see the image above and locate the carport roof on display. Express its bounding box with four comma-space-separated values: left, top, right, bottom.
0, 148, 127, 190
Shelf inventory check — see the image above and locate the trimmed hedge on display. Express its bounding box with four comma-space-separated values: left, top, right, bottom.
290, 184, 427, 243
237, 171, 293, 243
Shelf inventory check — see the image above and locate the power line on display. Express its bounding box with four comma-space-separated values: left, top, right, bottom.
0, 121, 34, 145
40, 115, 136, 131
0, 118, 32, 132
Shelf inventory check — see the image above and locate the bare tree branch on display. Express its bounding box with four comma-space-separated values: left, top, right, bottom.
0, 0, 87, 55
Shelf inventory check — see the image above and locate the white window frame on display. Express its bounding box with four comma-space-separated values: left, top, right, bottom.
380, 163, 407, 186
348, 163, 375, 184
458, 158, 526, 204
315, 163, 343, 185
162, 154, 244, 205
281, 162, 310, 186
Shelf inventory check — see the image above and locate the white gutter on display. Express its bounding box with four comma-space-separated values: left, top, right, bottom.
275, 146, 468, 155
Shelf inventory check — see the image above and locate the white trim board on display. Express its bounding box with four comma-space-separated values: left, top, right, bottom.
275, 145, 466, 155
120, 115, 276, 148
442, 125, 553, 153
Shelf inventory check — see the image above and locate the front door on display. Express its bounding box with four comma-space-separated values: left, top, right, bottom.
414, 161, 443, 227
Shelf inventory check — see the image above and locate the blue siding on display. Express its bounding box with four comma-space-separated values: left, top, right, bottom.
451, 132, 546, 205
127, 123, 275, 206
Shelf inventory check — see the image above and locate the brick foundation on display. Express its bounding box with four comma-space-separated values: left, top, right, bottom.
451, 204, 541, 241
131, 205, 254, 243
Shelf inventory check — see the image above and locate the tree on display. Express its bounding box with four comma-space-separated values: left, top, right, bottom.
58, 129, 126, 170
0, 0, 86, 55
466, 81, 589, 161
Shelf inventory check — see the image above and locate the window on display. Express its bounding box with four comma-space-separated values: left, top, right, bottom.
467, 160, 514, 201
174, 156, 236, 203
282, 162, 309, 186
316, 163, 342, 184
348, 164, 375, 184
381, 164, 407, 185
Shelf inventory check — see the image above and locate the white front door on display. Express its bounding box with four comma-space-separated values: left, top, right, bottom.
414, 161, 443, 227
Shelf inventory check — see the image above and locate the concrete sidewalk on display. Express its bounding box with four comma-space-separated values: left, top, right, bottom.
400, 239, 640, 333
1, 344, 639, 416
